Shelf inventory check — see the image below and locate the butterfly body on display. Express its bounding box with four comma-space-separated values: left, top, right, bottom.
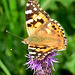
25, 36, 56, 45
22, 0, 67, 60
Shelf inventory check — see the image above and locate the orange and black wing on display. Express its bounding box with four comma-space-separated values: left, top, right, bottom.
25, 0, 50, 36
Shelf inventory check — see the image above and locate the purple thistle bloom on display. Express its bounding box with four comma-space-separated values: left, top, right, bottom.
25, 51, 58, 75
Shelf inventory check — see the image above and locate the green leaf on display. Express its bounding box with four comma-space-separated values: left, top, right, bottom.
40, 0, 57, 10
8, 0, 18, 22
0, 60, 11, 75
59, 0, 74, 7
64, 53, 75, 74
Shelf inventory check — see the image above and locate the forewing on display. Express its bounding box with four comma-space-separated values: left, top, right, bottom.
25, 0, 50, 36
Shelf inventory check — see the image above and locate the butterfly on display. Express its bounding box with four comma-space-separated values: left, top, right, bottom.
22, 0, 67, 60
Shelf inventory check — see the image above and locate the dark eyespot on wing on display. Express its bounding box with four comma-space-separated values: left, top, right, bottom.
52, 25, 55, 28
28, 24, 32, 27
54, 28, 56, 30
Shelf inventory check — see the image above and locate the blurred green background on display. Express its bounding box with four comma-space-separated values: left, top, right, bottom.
0, 0, 75, 75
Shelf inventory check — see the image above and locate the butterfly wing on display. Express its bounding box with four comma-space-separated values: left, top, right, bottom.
24, 0, 67, 60
27, 19, 67, 60
36, 19, 67, 50
25, 0, 50, 36
28, 44, 54, 60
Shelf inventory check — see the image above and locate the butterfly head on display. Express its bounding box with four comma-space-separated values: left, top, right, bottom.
21, 38, 28, 44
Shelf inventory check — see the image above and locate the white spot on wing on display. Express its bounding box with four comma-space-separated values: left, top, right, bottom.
57, 23, 60, 26
33, 5, 35, 7
38, 53, 41, 56
29, 48, 36, 50
26, 3, 30, 6
25, 10, 33, 14
50, 19, 54, 21
54, 20, 57, 23
26, 19, 33, 23
34, 8, 37, 11
31, 3, 33, 5
29, 52, 36, 54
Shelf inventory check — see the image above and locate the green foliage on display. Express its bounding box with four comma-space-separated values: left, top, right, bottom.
0, 0, 75, 75
64, 53, 75, 74
0, 60, 11, 75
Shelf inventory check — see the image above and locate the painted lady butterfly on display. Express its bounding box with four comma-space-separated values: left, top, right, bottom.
22, 0, 67, 60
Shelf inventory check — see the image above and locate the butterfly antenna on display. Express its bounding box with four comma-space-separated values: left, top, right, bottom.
6, 30, 24, 40
10, 42, 22, 50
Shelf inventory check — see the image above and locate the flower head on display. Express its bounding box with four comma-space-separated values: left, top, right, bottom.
25, 51, 58, 75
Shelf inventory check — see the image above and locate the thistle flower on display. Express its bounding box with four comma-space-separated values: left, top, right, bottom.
25, 51, 58, 75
